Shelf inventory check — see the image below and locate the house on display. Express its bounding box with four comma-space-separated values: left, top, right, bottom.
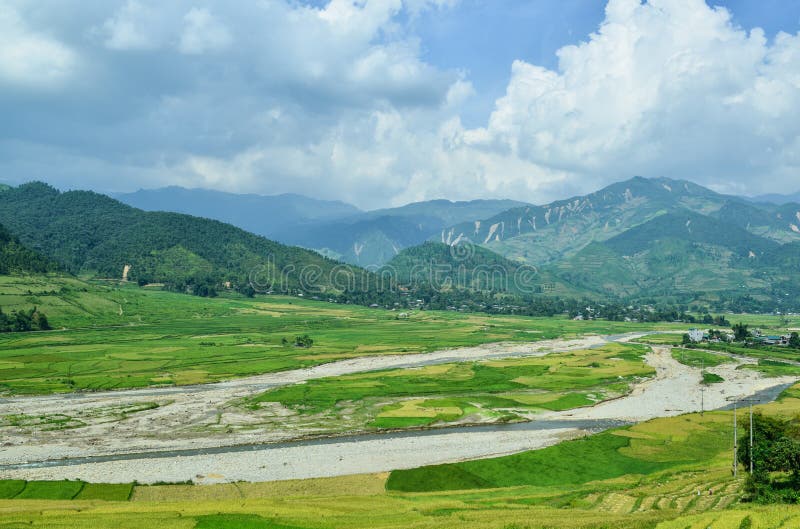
688, 329, 705, 343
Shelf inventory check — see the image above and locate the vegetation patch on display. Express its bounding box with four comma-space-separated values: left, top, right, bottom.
14, 480, 85, 500
0, 282, 685, 396
672, 348, 731, 368
0, 480, 26, 499
702, 372, 724, 384
388, 412, 732, 493
193, 514, 304, 529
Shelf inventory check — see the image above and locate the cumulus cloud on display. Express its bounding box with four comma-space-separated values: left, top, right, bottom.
1, 0, 800, 207
467, 0, 800, 196
0, 4, 76, 88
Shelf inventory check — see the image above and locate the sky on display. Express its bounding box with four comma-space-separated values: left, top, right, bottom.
1, 0, 800, 209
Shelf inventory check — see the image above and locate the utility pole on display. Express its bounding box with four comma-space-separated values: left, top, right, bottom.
750, 400, 754, 475
700, 358, 705, 416
700, 385, 705, 416
729, 395, 760, 476
733, 400, 738, 478
726, 396, 739, 478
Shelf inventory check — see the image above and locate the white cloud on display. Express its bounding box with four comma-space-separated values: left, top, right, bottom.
3, 0, 800, 208
467, 0, 800, 194
101, 1, 164, 51
0, 5, 76, 88
179, 8, 232, 54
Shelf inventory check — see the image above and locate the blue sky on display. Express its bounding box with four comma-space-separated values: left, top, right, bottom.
1, 0, 800, 207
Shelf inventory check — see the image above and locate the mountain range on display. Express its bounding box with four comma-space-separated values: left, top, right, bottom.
115, 187, 526, 268
750, 191, 800, 205
2, 177, 800, 312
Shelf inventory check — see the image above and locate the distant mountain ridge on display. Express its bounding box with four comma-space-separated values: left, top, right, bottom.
284, 198, 528, 267
440, 176, 800, 265
114, 186, 361, 240
749, 191, 800, 205
114, 186, 527, 268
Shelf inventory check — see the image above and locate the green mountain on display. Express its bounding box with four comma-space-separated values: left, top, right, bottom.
383, 242, 582, 297
383, 242, 530, 294
442, 176, 800, 265
0, 223, 58, 275
0, 183, 372, 296
548, 210, 793, 304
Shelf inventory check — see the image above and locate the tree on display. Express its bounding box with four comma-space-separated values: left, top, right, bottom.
682, 333, 692, 345
294, 334, 314, 348
790, 332, 800, 349
733, 322, 751, 342
739, 413, 800, 503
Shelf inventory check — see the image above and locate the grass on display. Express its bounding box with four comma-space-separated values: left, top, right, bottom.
0, 277, 697, 396
193, 514, 304, 529
702, 372, 724, 384
0, 480, 26, 499
249, 343, 653, 430
387, 431, 671, 492
740, 358, 800, 377
14, 480, 85, 500
671, 348, 732, 368
386, 411, 732, 492
0, 480, 132, 501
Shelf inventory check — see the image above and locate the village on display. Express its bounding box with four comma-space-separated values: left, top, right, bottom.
686, 327, 800, 347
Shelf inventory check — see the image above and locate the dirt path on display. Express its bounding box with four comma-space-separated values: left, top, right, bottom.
0, 343, 793, 484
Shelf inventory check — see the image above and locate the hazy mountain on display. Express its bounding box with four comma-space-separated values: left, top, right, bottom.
0, 183, 372, 295
283, 198, 530, 267
749, 191, 800, 205
114, 186, 361, 240
114, 187, 528, 268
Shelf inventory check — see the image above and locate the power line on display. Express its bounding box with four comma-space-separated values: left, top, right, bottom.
727, 395, 761, 476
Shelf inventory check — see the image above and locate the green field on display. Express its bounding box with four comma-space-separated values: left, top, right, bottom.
251, 343, 653, 429
0, 276, 691, 395
4, 275, 800, 527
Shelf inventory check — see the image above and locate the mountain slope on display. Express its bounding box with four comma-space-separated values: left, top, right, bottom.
0, 183, 371, 295
285, 199, 530, 267
442, 176, 800, 266
114, 186, 360, 240
549, 210, 785, 300
0, 224, 58, 275
383, 242, 533, 294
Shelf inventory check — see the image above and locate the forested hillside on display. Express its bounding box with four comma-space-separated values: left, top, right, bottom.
0, 183, 373, 296
0, 224, 58, 275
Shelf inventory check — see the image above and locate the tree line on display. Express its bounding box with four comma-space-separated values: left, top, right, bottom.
0, 307, 51, 332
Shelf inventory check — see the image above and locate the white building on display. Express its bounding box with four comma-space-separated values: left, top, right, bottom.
688, 329, 705, 343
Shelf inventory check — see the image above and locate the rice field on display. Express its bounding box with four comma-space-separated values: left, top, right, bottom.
0, 277, 689, 395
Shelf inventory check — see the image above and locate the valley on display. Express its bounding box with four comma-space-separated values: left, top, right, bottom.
2, 178, 800, 528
